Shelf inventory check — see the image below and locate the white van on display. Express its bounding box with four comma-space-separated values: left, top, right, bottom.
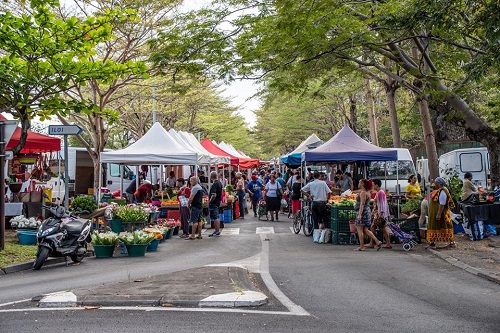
367, 148, 416, 194
439, 147, 489, 186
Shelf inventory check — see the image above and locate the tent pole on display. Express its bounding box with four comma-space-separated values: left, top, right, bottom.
120, 165, 124, 199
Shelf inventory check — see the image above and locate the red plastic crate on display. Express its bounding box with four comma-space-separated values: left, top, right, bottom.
167, 210, 180, 221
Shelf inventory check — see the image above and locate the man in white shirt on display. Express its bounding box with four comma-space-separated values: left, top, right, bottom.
301, 171, 332, 229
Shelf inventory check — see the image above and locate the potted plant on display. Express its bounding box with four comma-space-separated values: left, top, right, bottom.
91, 231, 119, 258
10, 215, 41, 245
116, 205, 149, 223
70, 196, 97, 215
119, 230, 154, 257
104, 203, 124, 233
143, 228, 163, 251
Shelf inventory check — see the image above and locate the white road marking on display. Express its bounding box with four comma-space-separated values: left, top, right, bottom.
220, 228, 240, 235
256, 227, 274, 234
0, 306, 305, 316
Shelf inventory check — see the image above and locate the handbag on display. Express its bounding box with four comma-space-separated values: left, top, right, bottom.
276, 183, 283, 200
375, 215, 387, 227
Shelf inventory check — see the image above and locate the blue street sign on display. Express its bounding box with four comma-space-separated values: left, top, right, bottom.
48, 124, 83, 136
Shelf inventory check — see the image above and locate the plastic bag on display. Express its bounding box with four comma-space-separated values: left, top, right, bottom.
341, 189, 352, 196
313, 229, 321, 243
319, 229, 327, 243
280, 198, 288, 207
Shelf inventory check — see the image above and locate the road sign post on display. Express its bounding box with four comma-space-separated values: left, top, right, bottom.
48, 125, 82, 209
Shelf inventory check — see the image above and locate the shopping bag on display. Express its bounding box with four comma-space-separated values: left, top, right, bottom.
312, 229, 321, 243
319, 229, 327, 243
280, 199, 288, 207
325, 229, 332, 243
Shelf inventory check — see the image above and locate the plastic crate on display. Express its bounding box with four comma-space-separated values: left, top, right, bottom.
331, 219, 352, 233
330, 206, 357, 222
331, 231, 358, 245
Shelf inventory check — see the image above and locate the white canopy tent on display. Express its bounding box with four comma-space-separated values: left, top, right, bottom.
99, 122, 201, 200
178, 131, 230, 165
100, 122, 198, 165
167, 129, 213, 165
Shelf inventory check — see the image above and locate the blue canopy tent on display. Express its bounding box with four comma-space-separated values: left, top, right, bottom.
281, 133, 323, 168
303, 126, 397, 162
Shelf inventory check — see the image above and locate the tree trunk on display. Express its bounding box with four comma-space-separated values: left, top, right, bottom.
349, 94, 357, 132
417, 97, 439, 179
385, 75, 402, 148
364, 78, 378, 145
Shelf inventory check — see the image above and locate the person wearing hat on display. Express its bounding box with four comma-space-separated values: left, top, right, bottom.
134, 179, 153, 203
427, 177, 456, 248
247, 174, 263, 217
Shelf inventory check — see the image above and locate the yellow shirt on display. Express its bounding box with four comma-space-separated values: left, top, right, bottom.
406, 182, 421, 198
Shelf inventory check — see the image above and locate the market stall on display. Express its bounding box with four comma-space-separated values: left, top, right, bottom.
1, 114, 61, 221
302, 125, 398, 244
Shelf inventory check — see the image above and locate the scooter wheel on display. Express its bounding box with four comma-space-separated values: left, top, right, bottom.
33, 247, 50, 270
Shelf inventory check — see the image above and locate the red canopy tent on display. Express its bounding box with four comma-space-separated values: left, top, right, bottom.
201, 138, 259, 169
0, 114, 61, 153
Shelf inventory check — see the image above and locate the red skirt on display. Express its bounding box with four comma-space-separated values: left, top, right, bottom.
292, 199, 301, 213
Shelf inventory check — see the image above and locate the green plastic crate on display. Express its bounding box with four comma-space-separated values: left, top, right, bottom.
330, 206, 357, 222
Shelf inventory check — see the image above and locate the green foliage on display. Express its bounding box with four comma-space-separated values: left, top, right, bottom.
70, 195, 98, 213
441, 168, 463, 204
401, 198, 422, 214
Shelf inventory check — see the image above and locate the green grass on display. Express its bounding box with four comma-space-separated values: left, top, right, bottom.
0, 231, 37, 268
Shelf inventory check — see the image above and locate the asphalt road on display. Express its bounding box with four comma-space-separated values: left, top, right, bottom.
1, 215, 499, 333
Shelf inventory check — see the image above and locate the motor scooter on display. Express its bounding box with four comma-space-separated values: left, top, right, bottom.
33, 196, 91, 270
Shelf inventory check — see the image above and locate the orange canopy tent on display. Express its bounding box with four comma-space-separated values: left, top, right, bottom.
201, 138, 259, 169
0, 114, 61, 153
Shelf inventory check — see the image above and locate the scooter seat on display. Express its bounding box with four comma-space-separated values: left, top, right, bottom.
63, 220, 86, 234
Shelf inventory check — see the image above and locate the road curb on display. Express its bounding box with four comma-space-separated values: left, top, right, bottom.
429, 249, 500, 285
1, 257, 66, 274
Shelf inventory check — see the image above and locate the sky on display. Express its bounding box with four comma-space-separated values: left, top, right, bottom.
183, 1, 261, 128
3, 1, 261, 128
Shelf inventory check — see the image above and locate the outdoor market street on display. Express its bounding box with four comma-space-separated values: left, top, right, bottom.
1, 215, 499, 333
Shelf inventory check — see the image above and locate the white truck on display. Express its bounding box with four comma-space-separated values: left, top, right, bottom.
367, 148, 417, 194
439, 147, 489, 186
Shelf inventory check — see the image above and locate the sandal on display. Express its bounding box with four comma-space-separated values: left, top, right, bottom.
382, 245, 393, 249
185, 237, 195, 240
355, 247, 365, 251
364, 244, 375, 249
376, 242, 382, 251
196, 236, 203, 239
448, 242, 457, 248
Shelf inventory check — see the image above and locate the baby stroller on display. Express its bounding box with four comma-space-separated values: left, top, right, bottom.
257, 199, 268, 220
388, 222, 418, 251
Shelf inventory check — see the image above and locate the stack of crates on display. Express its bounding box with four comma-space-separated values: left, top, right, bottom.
330, 205, 357, 244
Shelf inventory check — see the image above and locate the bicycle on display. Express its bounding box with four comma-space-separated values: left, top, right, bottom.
292, 198, 313, 236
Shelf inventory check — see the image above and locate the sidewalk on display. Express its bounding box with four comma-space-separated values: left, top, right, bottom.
37, 266, 270, 308
427, 235, 500, 285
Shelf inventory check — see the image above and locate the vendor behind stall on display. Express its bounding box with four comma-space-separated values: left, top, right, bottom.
461, 172, 486, 203
134, 180, 156, 203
